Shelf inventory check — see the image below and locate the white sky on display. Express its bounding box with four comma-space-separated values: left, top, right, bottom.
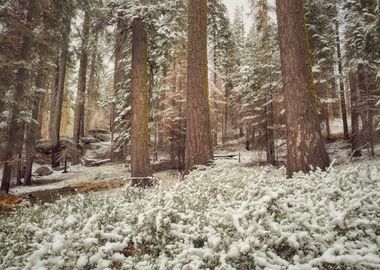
222, 0, 254, 30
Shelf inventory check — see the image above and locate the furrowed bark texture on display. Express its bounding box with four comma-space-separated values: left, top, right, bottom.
185, 0, 213, 172
130, 0, 152, 186
276, 0, 330, 177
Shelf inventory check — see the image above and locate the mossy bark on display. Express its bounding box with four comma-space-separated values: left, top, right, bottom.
130, 0, 153, 186
276, 0, 330, 177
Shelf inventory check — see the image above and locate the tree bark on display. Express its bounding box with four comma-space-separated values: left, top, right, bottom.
276, 0, 330, 177
349, 72, 362, 157
50, 19, 71, 169
1, 0, 37, 193
72, 11, 90, 165
111, 18, 128, 163
130, 0, 153, 186
85, 32, 98, 135
24, 68, 45, 185
185, 0, 213, 172
335, 20, 349, 140
265, 95, 276, 165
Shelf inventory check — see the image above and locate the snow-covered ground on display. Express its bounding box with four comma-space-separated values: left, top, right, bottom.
9, 164, 130, 195
1, 156, 379, 270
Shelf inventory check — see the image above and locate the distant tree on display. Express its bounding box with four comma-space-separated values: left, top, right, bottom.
276, 0, 330, 176
72, 10, 91, 165
50, 1, 73, 169
185, 0, 213, 172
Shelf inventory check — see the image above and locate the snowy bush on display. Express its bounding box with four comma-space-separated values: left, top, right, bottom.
1, 161, 379, 269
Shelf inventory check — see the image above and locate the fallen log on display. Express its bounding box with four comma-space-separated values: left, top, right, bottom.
83, 158, 111, 167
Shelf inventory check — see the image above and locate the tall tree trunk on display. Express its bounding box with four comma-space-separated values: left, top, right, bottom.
24, 68, 45, 185
357, 64, 375, 155
185, 0, 213, 172
276, 0, 330, 177
335, 20, 349, 139
111, 18, 128, 163
130, 0, 153, 186
72, 12, 90, 165
1, 0, 37, 193
15, 124, 25, 186
50, 19, 71, 169
222, 80, 232, 144
265, 94, 276, 165
85, 32, 99, 135
349, 72, 362, 157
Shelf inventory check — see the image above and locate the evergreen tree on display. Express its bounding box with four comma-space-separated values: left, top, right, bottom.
276, 0, 330, 176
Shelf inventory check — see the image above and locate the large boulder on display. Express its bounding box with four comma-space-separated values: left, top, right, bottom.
34, 138, 83, 164
34, 166, 53, 176
88, 129, 111, 142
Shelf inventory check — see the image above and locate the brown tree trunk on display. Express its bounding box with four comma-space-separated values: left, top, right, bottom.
265, 95, 276, 165
24, 68, 45, 185
85, 32, 99, 135
72, 12, 90, 165
276, 0, 330, 177
184, 0, 214, 172
130, 0, 153, 186
111, 18, 128, 163
50, 19, 71, 169
349, 72, 362, 157
335, 20, 349, 140
1, 0, 37, 193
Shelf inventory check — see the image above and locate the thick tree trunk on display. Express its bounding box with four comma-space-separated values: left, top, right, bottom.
335, 20, 349, 140
111, 18, 128, 163
72, 12, 90, 165
130, 0, 153, 186
349, 72, 362, 157
50, 20, 71, 169
1, 0, 37, 193
276, 0, 330, 177
184, 0, 213, 172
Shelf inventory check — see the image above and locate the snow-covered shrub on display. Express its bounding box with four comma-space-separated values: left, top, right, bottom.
0, 160, 379, 269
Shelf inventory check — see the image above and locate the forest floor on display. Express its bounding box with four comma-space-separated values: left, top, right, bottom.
1, 138, 378, 209
0, 139, 379, 269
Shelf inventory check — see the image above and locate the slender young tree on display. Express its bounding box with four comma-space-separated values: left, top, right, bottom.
130, 0, 153, 186
335, 20, 349, 140
276, 0, 330, 176
24, 65, 46, 186
185, 0, 214, 172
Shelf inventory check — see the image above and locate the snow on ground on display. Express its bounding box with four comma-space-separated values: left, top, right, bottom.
9, 164, 131, 195
1, 157, 379, 270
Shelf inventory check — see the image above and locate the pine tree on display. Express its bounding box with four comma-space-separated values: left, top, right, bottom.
72, 10, 91, 165
1, 0, 39, 193
185, 0, 213, 172
276, 0, 330, 176
130, 0, 153, 186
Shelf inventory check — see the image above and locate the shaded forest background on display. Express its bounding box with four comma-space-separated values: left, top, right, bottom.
0, 0, 379, 192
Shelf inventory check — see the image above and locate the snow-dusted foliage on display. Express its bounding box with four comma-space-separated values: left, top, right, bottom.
1, 161, 380, 269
